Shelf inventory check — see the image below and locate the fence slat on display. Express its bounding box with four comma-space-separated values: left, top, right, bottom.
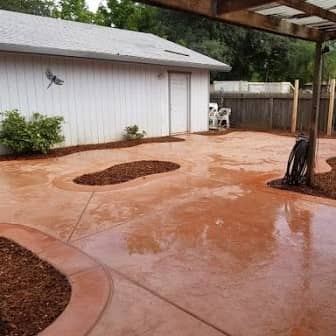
210, 92, 331, 134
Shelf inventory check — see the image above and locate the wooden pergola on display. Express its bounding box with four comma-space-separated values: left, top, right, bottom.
137, 0, 336, 185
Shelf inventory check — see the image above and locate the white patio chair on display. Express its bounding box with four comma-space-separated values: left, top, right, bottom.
209, 103, 218, 113
209, 103, 219, 129
217, 108, 231, 128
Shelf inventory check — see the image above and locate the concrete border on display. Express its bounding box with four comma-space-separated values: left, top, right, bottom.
0, 223, 111, 336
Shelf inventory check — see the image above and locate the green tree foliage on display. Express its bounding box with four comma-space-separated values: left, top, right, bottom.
95, 0, 138, 29
227, 32, 294, 81
323, 46, 336, 82
0, 0, 56, 16
56, 0, 93, 23
287, 41, 315, 84
95, 0, 157, 32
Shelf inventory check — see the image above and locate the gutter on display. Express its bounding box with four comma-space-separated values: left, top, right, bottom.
0, 43, 231, 72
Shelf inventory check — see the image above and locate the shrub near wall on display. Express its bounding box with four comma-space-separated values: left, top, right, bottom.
0, 110, 64, 154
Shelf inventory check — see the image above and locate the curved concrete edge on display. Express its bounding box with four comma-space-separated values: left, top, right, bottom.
0, 223, 111, 336
52, 162, 188, 193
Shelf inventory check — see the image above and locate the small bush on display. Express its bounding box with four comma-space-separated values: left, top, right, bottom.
124, 125, 146, 140
0, 110, 64, 154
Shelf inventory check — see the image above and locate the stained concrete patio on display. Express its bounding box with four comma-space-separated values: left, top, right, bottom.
0, 131, 336, 336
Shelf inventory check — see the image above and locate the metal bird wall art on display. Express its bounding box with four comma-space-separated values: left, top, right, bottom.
46, 69, 64, 89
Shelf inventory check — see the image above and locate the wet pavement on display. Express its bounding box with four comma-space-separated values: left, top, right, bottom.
0, 131, 336, 336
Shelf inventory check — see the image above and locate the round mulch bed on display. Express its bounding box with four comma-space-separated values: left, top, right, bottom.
0, 237, 71, 336
73, 160, 180, 186
268, 157, 336, 200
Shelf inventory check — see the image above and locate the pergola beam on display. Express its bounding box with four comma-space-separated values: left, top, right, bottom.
137, 0, 324, 41
279, 0, 336, 25
324, 30, 336, 41
216, 0, 274, 14
219, 10, 323, 41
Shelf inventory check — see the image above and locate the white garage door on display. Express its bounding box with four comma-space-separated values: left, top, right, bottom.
169, 73, 190, 134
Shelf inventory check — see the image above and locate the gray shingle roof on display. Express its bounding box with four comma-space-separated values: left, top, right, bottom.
0, 10, 231, 71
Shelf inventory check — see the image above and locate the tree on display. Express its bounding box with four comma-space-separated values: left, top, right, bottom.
322, 46, 336, 82
95, 0, 157, 31
56, 0, 94, 23
95, 0, 138, 29
287, 40, 314, 85
0, 0, 56, 16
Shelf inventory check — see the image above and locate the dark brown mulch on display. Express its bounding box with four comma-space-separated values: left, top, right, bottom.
0, 136, 185, 162
268, 157, 336, 200
74, 160, 180, 186
194, 128, 336, 139
194, 129, 235, 136
194, 128, 296, 137
0, 237, 71, 336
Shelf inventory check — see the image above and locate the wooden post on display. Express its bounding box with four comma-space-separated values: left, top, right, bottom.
307, 41, 323, 186
327, 78, 335, 136
291, 79, 299, 133
269, 97, 274, 129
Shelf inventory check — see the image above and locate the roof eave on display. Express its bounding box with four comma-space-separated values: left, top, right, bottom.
0, 43, 231, 72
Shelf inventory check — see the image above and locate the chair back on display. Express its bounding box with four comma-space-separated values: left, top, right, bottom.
209, 103, 219, 115
218, 108, 231, 117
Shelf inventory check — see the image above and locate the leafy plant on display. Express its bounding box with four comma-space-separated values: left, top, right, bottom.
0, 110, 64, 154
124, 125, 146, 140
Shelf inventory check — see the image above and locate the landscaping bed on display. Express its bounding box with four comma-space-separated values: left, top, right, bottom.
268, 157, 336, 200
195, 128, 336, 138
194, 128, 296, 137
194, 129, 234, 136
0, 237, 71, 336
74, 160, 180, 185
0, 136, 184, 162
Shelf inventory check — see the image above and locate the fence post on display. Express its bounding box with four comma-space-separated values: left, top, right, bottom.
327, 78, 336, 136
291, 79, 299, 133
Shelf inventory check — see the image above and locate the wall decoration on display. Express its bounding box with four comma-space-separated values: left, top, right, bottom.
46, 69, 64, 89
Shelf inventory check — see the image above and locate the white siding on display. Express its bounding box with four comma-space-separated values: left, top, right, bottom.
0, 53, 209, 151
189, 69, 209, 132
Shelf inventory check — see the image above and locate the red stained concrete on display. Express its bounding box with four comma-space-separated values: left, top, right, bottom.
1, 131, 336, 335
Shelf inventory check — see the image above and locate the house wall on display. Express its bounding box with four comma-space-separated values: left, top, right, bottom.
0, 52, 209, 152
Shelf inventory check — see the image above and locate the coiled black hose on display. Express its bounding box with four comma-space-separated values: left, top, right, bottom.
283, 134, 310, 185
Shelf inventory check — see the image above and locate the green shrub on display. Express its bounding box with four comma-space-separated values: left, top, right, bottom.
124, 125, 146, 140
0, 110, 64, 154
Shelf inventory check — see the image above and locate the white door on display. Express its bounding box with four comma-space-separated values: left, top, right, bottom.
169, 73, 190, 134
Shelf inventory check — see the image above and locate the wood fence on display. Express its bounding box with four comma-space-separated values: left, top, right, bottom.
210, 92, 336, 135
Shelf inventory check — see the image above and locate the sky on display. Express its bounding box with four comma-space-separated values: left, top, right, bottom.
86, 0, 105, 12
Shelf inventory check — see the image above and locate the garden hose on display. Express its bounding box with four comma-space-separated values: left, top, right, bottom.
283, 134, 310, 185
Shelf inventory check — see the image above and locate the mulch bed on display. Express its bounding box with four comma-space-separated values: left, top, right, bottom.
74, 160, 180, 185
194, 129, 235, 136
194, 128, 336, 139
0, 136, 185, 162
194, 128, 297, 137
268, 157, 336, 200
0, 237, 71, 336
